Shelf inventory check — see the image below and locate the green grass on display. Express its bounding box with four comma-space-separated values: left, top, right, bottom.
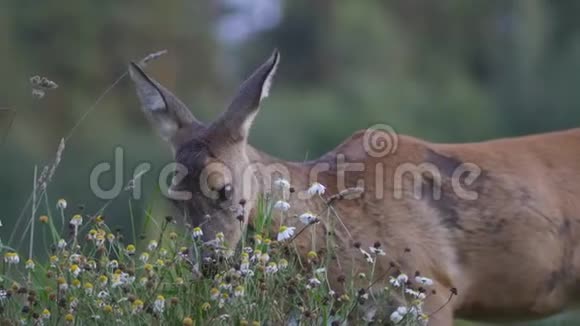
0, 191, 440, 325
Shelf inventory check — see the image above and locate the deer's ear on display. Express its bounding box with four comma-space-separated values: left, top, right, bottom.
128, 62, 202, 147
212, 50, 280, 141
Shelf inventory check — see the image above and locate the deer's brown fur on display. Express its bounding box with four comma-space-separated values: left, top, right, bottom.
129, 51, 580, 325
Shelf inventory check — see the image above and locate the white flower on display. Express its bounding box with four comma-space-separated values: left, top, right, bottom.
415, 276, 434, 286
139, 253, 150, 263
251, 250, 262, 262
70, 214, 83, 226
240, 258, 250, 272
153, 295, 165, 314
57, 199, 67, 210
234, 285, 244, 297
69, 264, 81, 277
277, 226, 295, 241
405, 288, 421, 298
4, 252, 20, 264
25, 259, 35, 270
299, 212, 319, 225
307, 182, 326, 196
369, 246, 386, 256
274, 200, 291, 212
111, 274, 123, 288
132, 300, 144, 314
259, 252, 270, 264
408, 305, 422, 317
57, 239, 67, 249
397, 273, 409, 284
69, 254, 81, 263
124, 274, 135, 285
59, 282, 68, 291
219, 282, 232, 291
97, 291, 109, 299
147, 240, 158, 251
306, 277, 321, 289
359, 249, 375, 264
396, 306, 408, 315
390, 273, 408, 288
107, 260, 119, 269
265, 262, 278, 274
192, 227, 203, 239
278, 259, 289, 270
390, 311, 404, 323
274, 178, 291, 190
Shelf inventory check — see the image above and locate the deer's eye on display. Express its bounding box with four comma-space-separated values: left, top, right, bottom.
217, 184, 233, 201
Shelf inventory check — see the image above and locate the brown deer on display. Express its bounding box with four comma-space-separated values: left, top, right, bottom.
129, 50, 580, 325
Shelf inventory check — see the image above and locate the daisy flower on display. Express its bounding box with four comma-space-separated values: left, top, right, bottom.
405, 288, 421, 298
390, 273, 409, 288
57, 239, 67, 249
131, 299, 144, 314
126, 244, 136, 255
69, 264, 81, 277
369, 246, 386, 256
274, 200, 291, 212
390, 311, 404, 323
277, 226, 295, 241
259, 252, 270, 264
70, 214, 83, 226
278, 259, 289, 270
147, 240, 158, 251
234, 285, 245, 297
415, 276, 434, 286
210, 288, 220, 300
4, 252, 19, 264
274, 178, 290, 190
359, 249, 375, 264
307, 182, 326, 196
306, 277, 321, 289
299, 212, 319, 225
153, 295, 165, 314
265, 262, 278, 274
139, 252, 150, 263
107, 260, 119, 269
25, 259, 35, 270
84, 282, 94, 295
57, 198, 67, 209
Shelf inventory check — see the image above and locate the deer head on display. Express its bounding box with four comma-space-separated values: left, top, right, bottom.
128, 50, 280, 247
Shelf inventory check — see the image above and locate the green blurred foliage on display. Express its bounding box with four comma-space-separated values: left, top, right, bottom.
1, 1, 580, 323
